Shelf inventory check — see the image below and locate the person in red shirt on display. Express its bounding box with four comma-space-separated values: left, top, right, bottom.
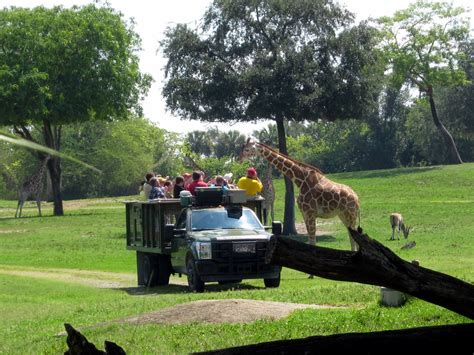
187, 171, 208, 196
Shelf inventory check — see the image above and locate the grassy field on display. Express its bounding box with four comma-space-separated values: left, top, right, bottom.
0, 163, 473, 353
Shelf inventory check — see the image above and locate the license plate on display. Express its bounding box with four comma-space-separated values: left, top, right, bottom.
233, 243, 255, 253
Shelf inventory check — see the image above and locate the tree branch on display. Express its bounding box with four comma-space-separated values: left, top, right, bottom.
265, 228, 474, 319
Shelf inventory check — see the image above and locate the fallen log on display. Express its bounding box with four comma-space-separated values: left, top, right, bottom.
197, 323, 474, 354
64, 323, 126, 355
265, 228, 474, 319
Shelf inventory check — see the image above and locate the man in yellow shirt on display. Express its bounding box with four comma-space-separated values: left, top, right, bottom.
237, 167, 263, 197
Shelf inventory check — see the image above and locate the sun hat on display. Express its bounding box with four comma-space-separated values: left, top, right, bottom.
223, 173, 233, 182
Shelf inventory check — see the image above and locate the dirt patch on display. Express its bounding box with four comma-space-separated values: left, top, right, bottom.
295, 222, 332, 236
121, 299, 341, 325
0, 229, 28, 234
0, 266, 137, 289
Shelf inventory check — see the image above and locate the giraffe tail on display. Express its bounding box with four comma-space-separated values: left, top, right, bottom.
357, 209, 361, 231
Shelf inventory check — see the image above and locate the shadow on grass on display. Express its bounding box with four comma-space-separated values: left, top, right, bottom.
118, 282, 261, 295
338, 166, 441, 180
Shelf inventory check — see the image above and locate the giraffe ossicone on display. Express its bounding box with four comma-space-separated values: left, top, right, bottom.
240, 140, 360, 251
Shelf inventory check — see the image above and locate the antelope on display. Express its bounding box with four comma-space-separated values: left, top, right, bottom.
390, 213, 411, 240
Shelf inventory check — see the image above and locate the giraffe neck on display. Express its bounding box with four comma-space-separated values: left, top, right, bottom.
255, 144, 308, 188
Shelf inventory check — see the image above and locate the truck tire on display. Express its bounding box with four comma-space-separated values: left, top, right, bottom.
264, 273, 281, 288
187, 257, 204, 293
156, 255, 171, 286
143, 254, 171, 287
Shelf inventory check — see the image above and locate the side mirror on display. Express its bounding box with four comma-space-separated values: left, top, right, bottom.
164, 224, 175, 242
272, 221, 282, 236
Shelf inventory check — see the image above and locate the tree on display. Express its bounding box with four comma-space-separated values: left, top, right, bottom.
0, 5, 151, 215
377, 0, 470, 164
161, 0, 382, 234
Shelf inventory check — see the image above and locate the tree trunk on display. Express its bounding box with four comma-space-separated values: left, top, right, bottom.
266, 228, 474, 319
275, 120, 297, 235
43, 121, 64, 216
199, 323, 474, 354
427, 87, 463, 164
47, 156, 64, 216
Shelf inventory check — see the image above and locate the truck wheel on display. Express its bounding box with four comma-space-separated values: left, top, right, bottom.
187, 257, 204, 293
156, 255, 171, 286
264, 273, 281, 288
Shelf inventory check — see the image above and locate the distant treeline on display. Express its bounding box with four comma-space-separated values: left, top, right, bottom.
1, 78, 473, 200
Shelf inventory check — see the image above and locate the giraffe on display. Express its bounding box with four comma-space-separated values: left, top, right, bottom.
261, 164, 275, 225
241, 140, 360, 251
15, 156, 50, 218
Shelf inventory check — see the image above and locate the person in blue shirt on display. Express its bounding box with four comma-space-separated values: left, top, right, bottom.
148, 177, 165, 199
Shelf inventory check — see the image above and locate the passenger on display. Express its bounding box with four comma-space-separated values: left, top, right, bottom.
213, 175, 229, 191
223, 173, 235, 189
187, 171, 208, 196
183, 172, 193, 190
163, 180, 173, 198
148, 177, 165, 199
143, 172, 155, 201
237, 167, 263, 197
173, 176, 185, 198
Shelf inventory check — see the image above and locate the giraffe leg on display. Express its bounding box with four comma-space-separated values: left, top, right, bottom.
36, 196, 42, 217
340, 212, 359, 251
270, 203, 274, 224
390, 227, 395, 240
304, 214, 317, 246
263, 207, 268, 225
15, 200, 21, 218
17, 200, 24, 218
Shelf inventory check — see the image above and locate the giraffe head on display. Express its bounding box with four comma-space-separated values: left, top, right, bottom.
239, 138, 258, 162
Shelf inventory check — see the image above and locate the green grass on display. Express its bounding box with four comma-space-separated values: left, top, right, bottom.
0, 164, 473, 353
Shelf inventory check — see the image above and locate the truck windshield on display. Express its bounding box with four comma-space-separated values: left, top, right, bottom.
191, 208, 263, 231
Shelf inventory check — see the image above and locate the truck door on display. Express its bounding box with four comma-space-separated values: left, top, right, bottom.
171, 209, 188, 273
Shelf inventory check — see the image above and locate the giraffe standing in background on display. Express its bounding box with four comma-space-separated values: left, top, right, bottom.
241, 140, 360, 251
261, 164, 275, 225
15, 156, 50, 218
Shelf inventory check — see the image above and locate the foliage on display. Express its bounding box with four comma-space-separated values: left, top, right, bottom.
183, 129, 246, 159
0, 163, 473, 353
0, 5, 151, 126
60, 117, 174, 198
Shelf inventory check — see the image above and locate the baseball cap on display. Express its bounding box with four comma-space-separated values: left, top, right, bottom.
247, 167, 257, 177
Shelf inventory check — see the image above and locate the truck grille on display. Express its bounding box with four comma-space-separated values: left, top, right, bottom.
212, 241, 272, 274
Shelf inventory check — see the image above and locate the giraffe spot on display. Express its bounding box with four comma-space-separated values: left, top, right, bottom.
322, 191, 332, 201
332, 193, 340, 202
329, 200, 338, 209
287, 171, 295, 180
309, 199, 317, 210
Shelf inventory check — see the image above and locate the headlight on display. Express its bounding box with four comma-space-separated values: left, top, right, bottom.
196, 242, 212, 260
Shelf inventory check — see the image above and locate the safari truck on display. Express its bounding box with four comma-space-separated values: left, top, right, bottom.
125, 188, 282, 292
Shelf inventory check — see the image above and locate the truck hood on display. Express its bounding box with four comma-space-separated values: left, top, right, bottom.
191, 229, 271, 242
